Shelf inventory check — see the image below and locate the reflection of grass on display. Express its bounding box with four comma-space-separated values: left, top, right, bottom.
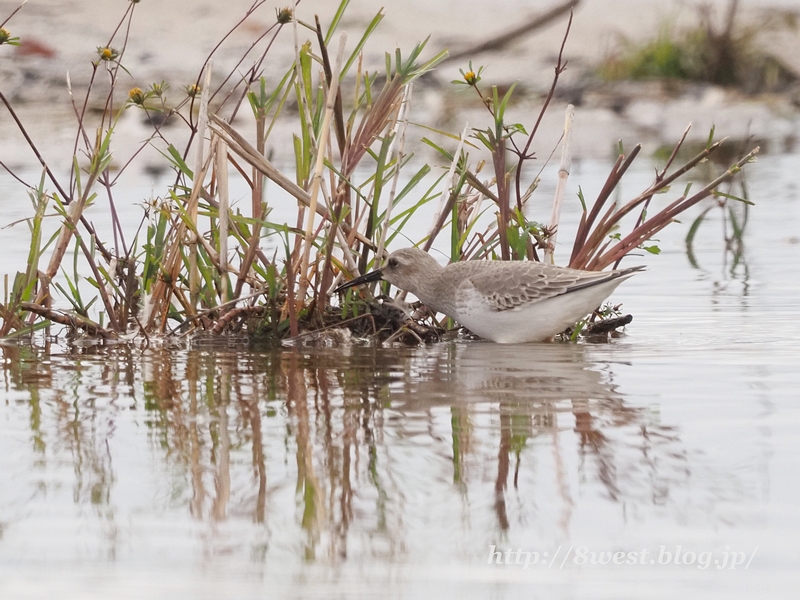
685, 157, 751, 276
599, 1, 798, 91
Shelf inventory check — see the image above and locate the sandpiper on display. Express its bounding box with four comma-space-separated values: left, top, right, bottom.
333, 247, 644, 343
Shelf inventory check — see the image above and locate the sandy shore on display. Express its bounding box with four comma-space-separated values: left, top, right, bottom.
1, 0, 799, 164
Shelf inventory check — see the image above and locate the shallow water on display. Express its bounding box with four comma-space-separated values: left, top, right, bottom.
2, 153, 800, 598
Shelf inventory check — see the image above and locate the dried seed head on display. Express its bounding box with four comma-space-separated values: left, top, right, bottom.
276, 8, 292, 24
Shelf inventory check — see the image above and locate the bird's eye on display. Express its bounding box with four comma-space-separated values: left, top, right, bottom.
388, 258, 399, 269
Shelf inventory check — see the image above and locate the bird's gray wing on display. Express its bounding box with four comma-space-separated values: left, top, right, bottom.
462, 263, 615, 312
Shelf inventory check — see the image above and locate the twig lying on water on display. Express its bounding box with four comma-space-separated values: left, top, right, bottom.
20, 302, 115, 339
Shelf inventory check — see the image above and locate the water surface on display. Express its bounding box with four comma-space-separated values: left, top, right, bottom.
1, 154, 800, 598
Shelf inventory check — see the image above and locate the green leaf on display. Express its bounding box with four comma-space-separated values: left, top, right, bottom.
324, 0, 352, 45
165, 144, 194, 179
713, 190, 755, 205
577, 187, 586, 212
705, 125, 716, 149
341, 9, 385, 78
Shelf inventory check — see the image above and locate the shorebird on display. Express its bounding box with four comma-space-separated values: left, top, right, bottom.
333, 247, 644, 343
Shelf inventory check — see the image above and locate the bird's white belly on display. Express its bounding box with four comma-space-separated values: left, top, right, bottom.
454, 278, 626, 343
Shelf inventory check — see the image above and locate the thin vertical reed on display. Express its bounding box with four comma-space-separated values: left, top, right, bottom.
297, 34, 347, 307
189, 64, 214, 309
216, 137, 230, 304
423, 122, 469, 253
376, 84, 413, 262
544, 104, 574, 264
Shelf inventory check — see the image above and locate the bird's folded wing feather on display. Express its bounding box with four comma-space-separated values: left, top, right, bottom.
462, 264, 614, 312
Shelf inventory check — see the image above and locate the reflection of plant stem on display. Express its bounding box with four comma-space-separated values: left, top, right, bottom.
494, 412, 510, 531
285, 353, 321, 556
685, 168, 750, 275
212, 369, 231, 521
242, 392, 267, 523
189, 358, 205, 519
552, 429, 574, 533
340, 408, 357, 549
451, 406, 470, 487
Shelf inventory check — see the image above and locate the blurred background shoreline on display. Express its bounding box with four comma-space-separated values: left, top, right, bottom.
2, 0, 799, 164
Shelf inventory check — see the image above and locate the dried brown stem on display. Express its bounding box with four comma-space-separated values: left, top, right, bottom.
589, 147, 759, 270
212, 305, 268, 334
298, 34, 347, 307
0, 91, 68, 201
210, 115, 375, 249
495, 137, 510, 260
74, 234, 121, 332
20, 302, 114, 339
315, 14, 346, 157
0, 0, 27, 29
513, 8, 574, 207
572, 139, 728, 269
569, 145, 641, 267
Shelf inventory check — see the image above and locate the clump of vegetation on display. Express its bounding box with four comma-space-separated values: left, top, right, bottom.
599, 0, 798, 91
0, 0, 757, 347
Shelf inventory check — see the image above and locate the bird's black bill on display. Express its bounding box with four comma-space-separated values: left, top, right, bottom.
332, 268, 384, 294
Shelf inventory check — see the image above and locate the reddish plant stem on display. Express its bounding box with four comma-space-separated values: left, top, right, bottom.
513, 9, 573, 208
590, 147, 758, 270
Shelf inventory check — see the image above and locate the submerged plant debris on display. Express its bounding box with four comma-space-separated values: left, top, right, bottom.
0, 0, 757, 347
